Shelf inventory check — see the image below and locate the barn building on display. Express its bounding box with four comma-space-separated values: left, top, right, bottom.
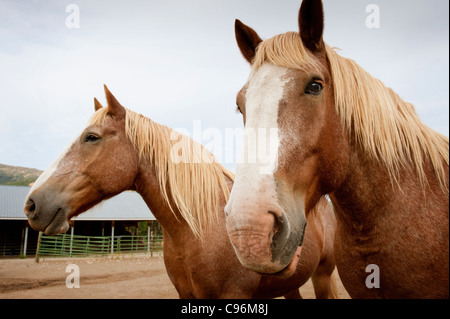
0, 185, 161, 258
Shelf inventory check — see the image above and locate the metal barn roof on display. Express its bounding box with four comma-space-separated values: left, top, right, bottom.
0, 185, 155, 221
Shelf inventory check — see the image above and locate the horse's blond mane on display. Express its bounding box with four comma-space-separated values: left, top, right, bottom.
253, 32, 449, 193
89, 108, 234, 239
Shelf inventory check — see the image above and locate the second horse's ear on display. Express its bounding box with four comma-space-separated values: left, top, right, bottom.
235, 19, 263, 64
298, 0, 325, 52
94, 98, 103, 111
103, 84, 126, 119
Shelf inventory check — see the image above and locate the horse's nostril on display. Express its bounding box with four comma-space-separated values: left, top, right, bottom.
268, 211, 290, 250
24, 199, 36, 216
268, 210, 283, 234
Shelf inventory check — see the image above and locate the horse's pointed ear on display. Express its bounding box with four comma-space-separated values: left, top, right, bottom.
94, 98, 103, 111
298, 0, 325, 52
103, 84, 126, 118
235, 19, 263, 64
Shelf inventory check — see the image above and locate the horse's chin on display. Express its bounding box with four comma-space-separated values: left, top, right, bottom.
44, 220, 70, 235
259, 246, 302, 279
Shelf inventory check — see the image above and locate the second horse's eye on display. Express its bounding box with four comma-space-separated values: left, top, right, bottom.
305, 81, 323, 95
84, 134, 100, 143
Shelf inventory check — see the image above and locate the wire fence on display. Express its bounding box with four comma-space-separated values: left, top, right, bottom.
36, 233, 163, 258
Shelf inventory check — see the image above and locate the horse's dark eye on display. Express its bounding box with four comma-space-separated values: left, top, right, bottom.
305, 81, 323, 95
85, 134, 100, 143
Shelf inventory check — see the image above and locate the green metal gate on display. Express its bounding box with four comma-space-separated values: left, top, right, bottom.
36, 233, 163, 257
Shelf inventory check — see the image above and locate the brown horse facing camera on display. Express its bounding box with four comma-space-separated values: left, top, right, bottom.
23, 85, 338, 299
226, 0, 449, 298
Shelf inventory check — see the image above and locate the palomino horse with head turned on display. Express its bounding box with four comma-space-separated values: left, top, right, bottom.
226, 0, 449, 298
24, 85, 338, 298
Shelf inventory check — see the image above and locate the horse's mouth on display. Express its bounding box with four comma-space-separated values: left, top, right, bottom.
45, 208, 71, 235
29, 208, 71, 235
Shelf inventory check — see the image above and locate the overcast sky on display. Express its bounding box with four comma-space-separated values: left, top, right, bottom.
0, 0, 448, 171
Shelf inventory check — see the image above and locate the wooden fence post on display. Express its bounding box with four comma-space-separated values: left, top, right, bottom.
111, 221, 115, 254
34, 231, 42, 263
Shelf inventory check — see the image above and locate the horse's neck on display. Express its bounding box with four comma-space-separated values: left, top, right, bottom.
133, 162, 191, 241
330, 144, 448, 234
330, 141, 449, 298
330, 148, 391, 226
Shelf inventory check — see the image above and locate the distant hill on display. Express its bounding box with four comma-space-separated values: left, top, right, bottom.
0, 164, 43, 186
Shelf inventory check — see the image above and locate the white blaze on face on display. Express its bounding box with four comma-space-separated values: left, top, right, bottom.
26, 137, 78, 200
227, 63, 290, 217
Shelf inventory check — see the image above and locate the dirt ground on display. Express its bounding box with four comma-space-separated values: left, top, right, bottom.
0, 254, 350, 299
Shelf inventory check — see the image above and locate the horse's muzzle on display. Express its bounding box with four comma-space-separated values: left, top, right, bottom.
226, 208, 303, 275
24, 189, 70, 235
